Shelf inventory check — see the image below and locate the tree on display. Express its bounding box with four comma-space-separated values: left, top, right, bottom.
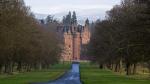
46, 15, 54, 23
89, 0, 150, 75
0, 0, 61, 73
62, 11, 77, 25
62, 11, 72, 25
85, 18, 90, 26
72, 11, 77, 25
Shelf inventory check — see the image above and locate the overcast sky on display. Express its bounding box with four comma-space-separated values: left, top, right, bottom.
24, 0, 121, 21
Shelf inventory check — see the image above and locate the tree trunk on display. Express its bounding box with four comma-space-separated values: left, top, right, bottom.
133, 63, 137, 75
119, 59, 123, 73
26, 64, 31, 72
148, 67, 150, 76
0, 65, 2, 74
115, 64, 118, 72
103, 64, 107, 69
111, 64, 115, 71
17, 62, 22, 72
115, 63, 120, 72
126, 63, 132, 75
147, 62, 150, 76
99, 64, 103, 69
4, 62, 13, 74
37, 62, 42, 70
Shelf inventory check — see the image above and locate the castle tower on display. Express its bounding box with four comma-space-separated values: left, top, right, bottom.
57, 20, 91, 61
82, 20, 91, 45
73, 32, 81, 61
62, 29, 73, 61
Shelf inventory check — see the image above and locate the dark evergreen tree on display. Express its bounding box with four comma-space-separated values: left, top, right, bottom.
46, 15, 54, 23
62, 11, 72, 25
62, 11, 77, 25
62, 16, 66, 24
68, 11, 72, 24
85, 18, 90, 26
72, 11, 77, 25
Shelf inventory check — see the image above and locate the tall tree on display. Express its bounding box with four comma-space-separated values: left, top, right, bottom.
85, 18, 90, 26
0, 0, 61, 73
72, 11, 77, 25
89, 0, 150, 75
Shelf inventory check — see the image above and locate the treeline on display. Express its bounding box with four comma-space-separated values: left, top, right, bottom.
0, 0, 60, 74
89, 0, 150, 75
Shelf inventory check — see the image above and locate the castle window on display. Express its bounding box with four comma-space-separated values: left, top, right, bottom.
69, 45, 71, 48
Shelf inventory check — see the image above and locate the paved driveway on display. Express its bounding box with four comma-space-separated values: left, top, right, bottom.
33, 63, 82, 84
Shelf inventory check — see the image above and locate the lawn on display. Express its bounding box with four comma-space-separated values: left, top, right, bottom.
0, 62, 71, 84
80, 63, 150, 84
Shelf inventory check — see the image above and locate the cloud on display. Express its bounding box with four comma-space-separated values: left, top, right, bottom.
24, 0, 121, 20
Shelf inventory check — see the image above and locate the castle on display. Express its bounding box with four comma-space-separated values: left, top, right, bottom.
57, 22, 90, 61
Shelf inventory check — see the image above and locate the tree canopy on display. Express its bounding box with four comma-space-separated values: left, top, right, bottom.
0, 0, 60, 73
89, 0, 150, 75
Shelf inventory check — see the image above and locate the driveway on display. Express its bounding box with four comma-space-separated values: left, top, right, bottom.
33, 63, 82, 84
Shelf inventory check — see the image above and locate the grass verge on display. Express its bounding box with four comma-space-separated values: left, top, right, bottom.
80, 62, 150, 84
0, 62, 71, 84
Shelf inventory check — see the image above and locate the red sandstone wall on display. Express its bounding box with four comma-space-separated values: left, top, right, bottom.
62, 32, 73, 61
82, 26, 91, 45
73, 33, 81, 60
61, 25, 90, 61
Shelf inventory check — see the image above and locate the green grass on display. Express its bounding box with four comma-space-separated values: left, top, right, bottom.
80, 62, 150, 84
0, 63, 71, 84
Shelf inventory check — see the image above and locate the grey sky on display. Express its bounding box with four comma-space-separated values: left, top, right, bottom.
24, 0, 121, 21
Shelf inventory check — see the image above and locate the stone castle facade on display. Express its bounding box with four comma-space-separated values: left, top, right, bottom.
57, 23, 90, 61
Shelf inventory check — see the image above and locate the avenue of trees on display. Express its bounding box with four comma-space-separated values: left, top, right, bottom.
89, 0, 150, 75
0, 0, 60, 74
